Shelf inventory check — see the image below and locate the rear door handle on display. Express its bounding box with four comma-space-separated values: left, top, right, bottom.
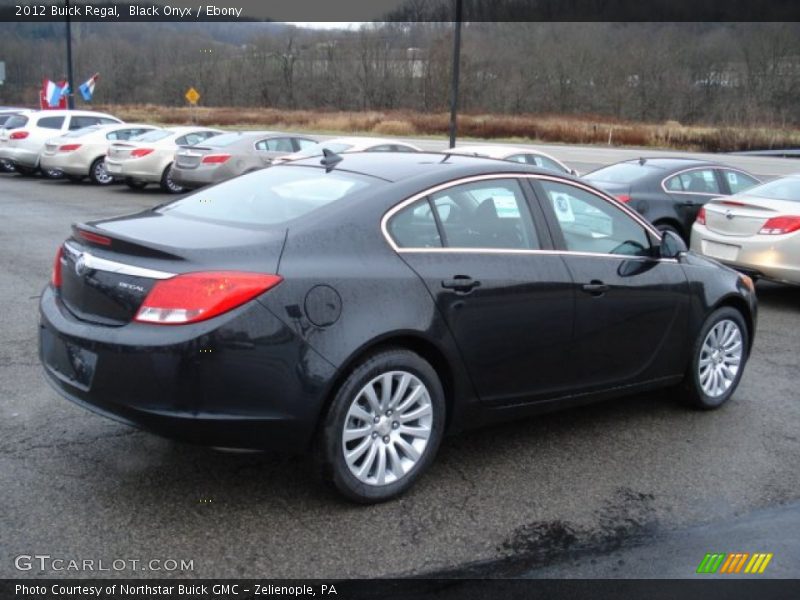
442, 276, 481, 293
581, 281, 609, 296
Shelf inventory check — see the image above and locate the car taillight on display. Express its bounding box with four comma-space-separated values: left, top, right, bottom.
10, 131, 29, 140
52, 246, 64, 288
202, 154, 231, 164
59, 143, 81, 152
135, 272, 282, 325
615, 194, 631, 203
759, 216, 800, 235
130, 148, 154, 158
77, 229, 112, 246
696, 207, 706, 225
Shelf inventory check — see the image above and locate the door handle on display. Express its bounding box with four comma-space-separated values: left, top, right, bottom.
581, 281, 609, 296
442, 276, 481, 293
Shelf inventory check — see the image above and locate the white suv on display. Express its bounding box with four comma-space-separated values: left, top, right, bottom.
0, 109, 121, 175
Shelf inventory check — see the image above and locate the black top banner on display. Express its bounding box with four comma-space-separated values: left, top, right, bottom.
2, 0, 800, 23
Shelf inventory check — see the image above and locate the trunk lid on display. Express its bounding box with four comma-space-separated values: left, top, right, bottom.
174, 145, 209, 169
59, 212, 287, 326
107, 142, 136, 161
704, 197, 797, 237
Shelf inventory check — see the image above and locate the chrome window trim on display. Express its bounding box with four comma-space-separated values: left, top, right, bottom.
660, 166, 760, 196
381, 172, 664, 254
63, 242, 175, 280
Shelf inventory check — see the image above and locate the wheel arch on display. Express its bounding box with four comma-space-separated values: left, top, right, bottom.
711, 294, 755, 352
313, 331, 457, 444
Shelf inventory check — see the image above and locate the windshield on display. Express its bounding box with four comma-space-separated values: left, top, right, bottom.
159, 165, 378, 225
293, 142, 354, 159
742, 177, 800, 202
131, 130, 171, 143
586, 162, 662, 183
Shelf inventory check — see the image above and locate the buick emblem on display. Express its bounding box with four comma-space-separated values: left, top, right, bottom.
725, 210, 734, 220
74, 254, 88, 276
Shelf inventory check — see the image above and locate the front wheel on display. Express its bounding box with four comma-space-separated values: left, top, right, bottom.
680, 307, 749, 409
316, 349, 445, 503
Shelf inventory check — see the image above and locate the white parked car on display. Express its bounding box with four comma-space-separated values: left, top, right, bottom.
446, 144, 578, 176
104, 126, 222, 193
39, 123, 158, 185
274, 136, 422, 164
691, 174, 800, 286
0, 110, 121, 176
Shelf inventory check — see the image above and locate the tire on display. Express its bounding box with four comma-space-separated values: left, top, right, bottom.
160, 163, 185, 193
124, 178, 147, 190
0, 159, 15, 173
316, 348, 446, 503
680, 307, 749, 410
42, 167, 63, 179
89, 157, 114, 185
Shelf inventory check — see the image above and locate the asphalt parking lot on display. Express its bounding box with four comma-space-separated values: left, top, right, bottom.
1, 167, 799, 579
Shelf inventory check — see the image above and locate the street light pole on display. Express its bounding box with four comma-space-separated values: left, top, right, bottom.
65, 0, 75, 108
448, 0, 463, 149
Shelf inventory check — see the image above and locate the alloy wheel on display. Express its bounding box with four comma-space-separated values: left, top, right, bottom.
698, 319, 743, 398
93, 161, 114, 185
341, 371, 433, 486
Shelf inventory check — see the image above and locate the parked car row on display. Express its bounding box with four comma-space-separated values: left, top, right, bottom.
2, 109, 797, 286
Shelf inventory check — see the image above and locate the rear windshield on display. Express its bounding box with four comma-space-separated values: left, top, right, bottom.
132, 130, 171, 142
742, 177, 800, 202
293, 142, 354, 159
3, 115, 29, 129
201, 133, 250, 147
586, 162, 662, 183
63, 125, 102, 138
159, 165, 377, 225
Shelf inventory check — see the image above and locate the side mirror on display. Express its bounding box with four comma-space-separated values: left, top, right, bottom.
659, 230, 688, 259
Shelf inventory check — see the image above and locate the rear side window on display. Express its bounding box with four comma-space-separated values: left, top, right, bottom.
722, 170, 759, 194
69, 116, 101, 130
161, 166, 377, 226
37, 116, 65, 129
665, 169, 720, 194
389, 178, 539, 250
3, 115, 29, 129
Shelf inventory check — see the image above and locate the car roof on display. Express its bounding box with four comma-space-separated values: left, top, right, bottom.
284, 151, 564, 185
322, 136, 418, 149
163, 126, 223, 134
450, 144, 553, 158
614, 157, 720, 170
29, 109, 120, 119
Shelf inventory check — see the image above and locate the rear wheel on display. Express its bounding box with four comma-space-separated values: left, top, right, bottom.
89, 157, 114, 185
42, 167, 63, 179
124, 178, 147, 190
160, 163, 185, 193
316, 349, 445, 503
680, 307, 748, 410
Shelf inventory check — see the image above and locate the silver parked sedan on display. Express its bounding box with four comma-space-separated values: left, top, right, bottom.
691, 174, 800, 285
170, 131, 317, 189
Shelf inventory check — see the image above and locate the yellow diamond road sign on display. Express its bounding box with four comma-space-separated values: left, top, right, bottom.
185, 87, 200, 104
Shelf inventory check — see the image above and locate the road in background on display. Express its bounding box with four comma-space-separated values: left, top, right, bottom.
1, 149, 799, 579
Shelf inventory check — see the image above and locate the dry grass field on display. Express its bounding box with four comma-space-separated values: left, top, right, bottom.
96, 104, 800, 153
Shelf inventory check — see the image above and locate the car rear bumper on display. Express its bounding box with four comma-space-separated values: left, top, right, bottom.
170, 166, 223, 189
104, 158, 164, 183
38, 285, 337, 451
0, 146, 39, 168
40, 153, 90, 176
691, 223, 800, 285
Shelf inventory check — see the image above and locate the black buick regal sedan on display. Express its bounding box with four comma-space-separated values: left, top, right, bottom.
40, 152, 757, 503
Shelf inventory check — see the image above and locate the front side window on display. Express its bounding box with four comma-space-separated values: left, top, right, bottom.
722, 170, 759, 194
541, 180, 652, 257
388, 178, 539, 250
257, 138, 295, 152
68, 116, 100, 130
37, 116, 65, 130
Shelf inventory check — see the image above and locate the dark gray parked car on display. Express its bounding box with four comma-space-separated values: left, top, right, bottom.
170, 131, 317, 189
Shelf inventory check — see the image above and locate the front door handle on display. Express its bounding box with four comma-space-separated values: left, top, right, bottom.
581, 281, 609, 296
442, 276, 481, 293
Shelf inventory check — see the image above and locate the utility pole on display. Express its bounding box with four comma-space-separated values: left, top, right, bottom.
448, 0, 463, 149
65, 0, 75, 108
